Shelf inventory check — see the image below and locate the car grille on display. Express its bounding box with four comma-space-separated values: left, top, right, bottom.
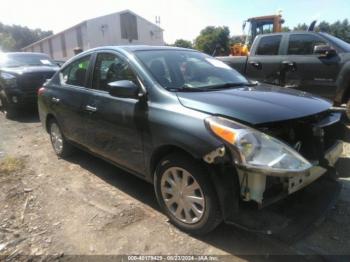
17, 71, 55, 93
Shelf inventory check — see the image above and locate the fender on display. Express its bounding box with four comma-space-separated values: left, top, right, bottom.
334, 61, 350, 105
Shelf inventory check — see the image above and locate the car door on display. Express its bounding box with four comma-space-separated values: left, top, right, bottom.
246, 34, 284, 85
282, 33, 340, 99
82, 51, 146, 174
49, 54, 93, 143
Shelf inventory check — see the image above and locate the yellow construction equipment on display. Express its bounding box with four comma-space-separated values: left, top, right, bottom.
230, 14, 285, 56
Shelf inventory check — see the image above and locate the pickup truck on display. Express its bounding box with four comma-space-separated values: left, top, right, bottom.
218, 32, 350, 117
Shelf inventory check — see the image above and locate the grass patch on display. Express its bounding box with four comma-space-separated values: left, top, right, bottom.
0, 156, 25, 175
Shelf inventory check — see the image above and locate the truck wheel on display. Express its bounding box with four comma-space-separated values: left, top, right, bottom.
346, 99, 350, 121
154, 153, 222, 235
0, 97, 16, 119
48, 119, 74, 158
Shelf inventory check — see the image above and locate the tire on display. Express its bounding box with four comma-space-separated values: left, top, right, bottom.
48, 119, 74, 158
346, 98, 350, 121
0, 96, 16, 119
154, 153, 222, 235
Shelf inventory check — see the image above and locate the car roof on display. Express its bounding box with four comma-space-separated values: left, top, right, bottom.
255, 31, 322, 38
1, 52, 50, 56
79, 45, 195, 56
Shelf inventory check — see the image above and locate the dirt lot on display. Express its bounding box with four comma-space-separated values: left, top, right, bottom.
0, 111, 350, 261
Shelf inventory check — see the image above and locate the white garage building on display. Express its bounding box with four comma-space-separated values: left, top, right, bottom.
22, 10, 164, 60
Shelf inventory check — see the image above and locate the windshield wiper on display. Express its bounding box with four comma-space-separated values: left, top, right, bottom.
168, 82, 257, 92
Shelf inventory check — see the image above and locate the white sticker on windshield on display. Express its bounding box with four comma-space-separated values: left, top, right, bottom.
205, 58, 231, 70
40, 59, 52, 65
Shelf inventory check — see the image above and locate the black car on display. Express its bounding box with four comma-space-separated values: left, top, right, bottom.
38, 46, 344, 235
0, 52, 59, 118
218, 32, 350, 117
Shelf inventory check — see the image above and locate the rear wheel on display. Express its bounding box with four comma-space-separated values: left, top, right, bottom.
0, 96, 16, 119
154, 153, 222, 235
48, 119, 74, 158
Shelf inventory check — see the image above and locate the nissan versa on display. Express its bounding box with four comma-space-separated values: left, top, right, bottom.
38, 46, 344, 235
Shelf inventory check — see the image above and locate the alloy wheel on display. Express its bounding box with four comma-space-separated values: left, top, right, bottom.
50, 123, 63, 154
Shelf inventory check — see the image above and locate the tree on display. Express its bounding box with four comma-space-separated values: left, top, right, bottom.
173, 39, 193, 49
194, 26, 230, 55
293, 23, 308, 31
0, 33, 16, 51
0, 22, 52, 51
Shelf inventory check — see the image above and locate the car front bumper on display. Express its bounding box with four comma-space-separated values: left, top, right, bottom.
235, 140, 343, 206
4, 88, 37, 108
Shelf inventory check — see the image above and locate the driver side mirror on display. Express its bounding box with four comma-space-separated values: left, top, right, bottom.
108, 80, 140, 99
314, 45, 337, 58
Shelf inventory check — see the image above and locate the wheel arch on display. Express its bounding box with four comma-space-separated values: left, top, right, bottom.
335, 62, 350, 104
45, 113, 56, 133
150, 144, 240, 222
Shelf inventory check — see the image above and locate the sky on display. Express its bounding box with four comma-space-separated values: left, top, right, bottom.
0, 0, 349, 43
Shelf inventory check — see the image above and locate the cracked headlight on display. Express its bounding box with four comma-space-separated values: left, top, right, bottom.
205, 116, 312, 172
1, 72, 17, 87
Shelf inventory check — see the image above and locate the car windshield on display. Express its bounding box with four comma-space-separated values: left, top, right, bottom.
0, 53, 56, 68
135, 50, 249, 91
320, 33, 350, 52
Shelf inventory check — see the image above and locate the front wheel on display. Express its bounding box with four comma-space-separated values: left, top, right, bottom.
48, 119, 74, 158
346, 99, 350, 121
154, 153, 222, 235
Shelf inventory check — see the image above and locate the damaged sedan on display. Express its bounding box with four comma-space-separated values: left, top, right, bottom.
38, 46, 344, 235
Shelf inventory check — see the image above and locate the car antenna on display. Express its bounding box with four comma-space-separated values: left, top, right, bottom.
308, 20, 317, 31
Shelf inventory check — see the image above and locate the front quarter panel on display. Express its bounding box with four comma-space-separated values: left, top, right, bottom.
143, 97, 223, 180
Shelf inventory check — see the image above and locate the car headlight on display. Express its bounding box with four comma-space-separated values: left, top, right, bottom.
1, 72, 17, 87
205, 116, 312, 172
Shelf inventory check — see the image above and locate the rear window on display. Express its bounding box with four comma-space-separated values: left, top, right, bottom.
256, 35, 282, 55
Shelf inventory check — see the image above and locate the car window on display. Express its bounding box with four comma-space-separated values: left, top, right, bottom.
60, 55, 91, 87
256, 35, 282, 55
136, 50, 248, 90
288, 34, 327, 55
92, 52, 138, 91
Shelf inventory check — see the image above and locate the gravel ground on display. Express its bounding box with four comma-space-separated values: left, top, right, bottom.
0, 111, 349, 261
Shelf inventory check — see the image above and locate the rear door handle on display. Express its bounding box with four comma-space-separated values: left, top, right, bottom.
85, 105, 98, 112
281, 61, 297, 71
249, 61, 262, 70
51, 97, 60, 103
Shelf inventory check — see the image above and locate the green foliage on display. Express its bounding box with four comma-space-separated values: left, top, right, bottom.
290, 20, 350, 43
0, 22, 52, 52
173, 39, 193, 49
194, 26, 230, 55
0, 33, 16, 51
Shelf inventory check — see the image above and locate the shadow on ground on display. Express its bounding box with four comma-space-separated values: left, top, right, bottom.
65, 150, 343, 261
3, 109, 40, 124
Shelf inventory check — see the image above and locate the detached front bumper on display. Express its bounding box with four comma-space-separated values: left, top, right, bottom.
236, 140, 343, 207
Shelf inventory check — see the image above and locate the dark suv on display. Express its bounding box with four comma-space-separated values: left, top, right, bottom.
38, 46, 344, 235
0, 52, 59, 118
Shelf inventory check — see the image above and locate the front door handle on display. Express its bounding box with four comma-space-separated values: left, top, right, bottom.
249, 61, 262, 70
52, 97, 60, 104
85, 105, 98, 112
281, 61, 297, 72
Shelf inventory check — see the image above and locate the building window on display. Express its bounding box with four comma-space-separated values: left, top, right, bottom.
76, 26, 83, 48
39, 42, 43, 53
60, 34, 67, 58
48, 38, 54, 58
120, 12, 138, 41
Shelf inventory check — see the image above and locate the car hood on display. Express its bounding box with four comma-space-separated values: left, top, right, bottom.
176, 84, 332, 125
1, 66, 59, 75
